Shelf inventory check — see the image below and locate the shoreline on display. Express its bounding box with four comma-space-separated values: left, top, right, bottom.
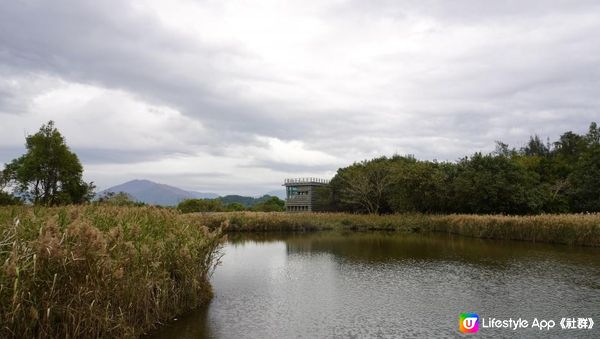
188, 211, 600, 247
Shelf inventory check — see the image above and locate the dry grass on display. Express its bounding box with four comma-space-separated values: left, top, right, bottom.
0, 205, 224, 338
187, 211, 431, 232
192, 211, 600, 246
429, 213, 600, 246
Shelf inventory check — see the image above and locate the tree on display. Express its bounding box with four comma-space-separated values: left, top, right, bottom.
522, 135, 549, 157
332, 158, 393, 214
568, 143, 600, 212
452, 153, 546, 214
177, 198, 224, 213
2, 121, 95, 205
389, 161, 453, 213
586, 122, 600, 145
253, 196, 285, 212
312, 185, 334, 212
96, 191, 144, 206
225, 202, 246, 211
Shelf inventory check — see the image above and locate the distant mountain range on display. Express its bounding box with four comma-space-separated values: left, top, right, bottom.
98, 179, 219, 206
98, 179, 286, 206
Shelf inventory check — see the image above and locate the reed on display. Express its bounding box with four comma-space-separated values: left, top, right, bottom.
0, 205, 224, 338
428, 213, 600, 246
191, 212, 600, 246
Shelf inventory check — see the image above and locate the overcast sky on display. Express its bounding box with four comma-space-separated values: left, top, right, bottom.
1, 0, 599, 195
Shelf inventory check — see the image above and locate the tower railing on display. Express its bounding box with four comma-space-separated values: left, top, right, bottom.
284, 177, 330, 185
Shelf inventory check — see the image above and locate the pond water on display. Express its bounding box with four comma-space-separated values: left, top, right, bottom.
148, 232, 600, 338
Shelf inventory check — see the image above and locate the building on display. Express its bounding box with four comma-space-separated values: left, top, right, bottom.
283, 177, 329, 212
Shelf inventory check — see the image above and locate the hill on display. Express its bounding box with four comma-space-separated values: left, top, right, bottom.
99, 179, 219, 206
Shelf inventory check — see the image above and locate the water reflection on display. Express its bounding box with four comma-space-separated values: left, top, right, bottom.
148, 232, 600, 338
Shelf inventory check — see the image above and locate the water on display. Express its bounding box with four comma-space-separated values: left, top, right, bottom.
148, 232, 600, 338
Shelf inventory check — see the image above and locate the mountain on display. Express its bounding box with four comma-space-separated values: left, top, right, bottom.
99, 179, 219, 206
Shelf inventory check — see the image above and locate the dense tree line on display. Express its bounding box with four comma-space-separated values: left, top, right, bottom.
318, 122, 600, 215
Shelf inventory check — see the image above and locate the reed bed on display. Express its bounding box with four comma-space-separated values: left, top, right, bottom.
186, 212, 430, 232
192, 212, 600, 246
0, 205, 224, 338
429, 213, 600, 246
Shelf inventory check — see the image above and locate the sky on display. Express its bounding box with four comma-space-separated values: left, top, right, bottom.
1, 0, 599, 195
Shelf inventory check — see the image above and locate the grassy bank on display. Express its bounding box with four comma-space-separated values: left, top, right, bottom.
191, 212, 600, 246
0, 206, 224, 338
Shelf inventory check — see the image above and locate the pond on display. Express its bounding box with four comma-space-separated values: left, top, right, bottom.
148, 232, 600, 338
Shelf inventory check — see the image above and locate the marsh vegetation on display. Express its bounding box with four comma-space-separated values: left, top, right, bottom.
0, 205, 224, 338
192, 212, 600, 246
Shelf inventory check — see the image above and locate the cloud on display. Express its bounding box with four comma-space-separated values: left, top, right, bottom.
1, 0, 599, 194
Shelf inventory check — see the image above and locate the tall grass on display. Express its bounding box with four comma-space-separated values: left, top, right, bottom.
191, 212, 600, 246
429, 214, 600, 246
186, 212, 432, 232
0, 205, 224, 338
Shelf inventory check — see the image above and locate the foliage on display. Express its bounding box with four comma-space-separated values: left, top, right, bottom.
0, 191, 22, 206
329, 157, 396, 214
0, 205, 224, 338
2, 121, 95, 205
178, 196, 285, 213
325, 122, 600, 215
568, 143, 600, 212
252, 196, 285, 212
177, 198, 225, 213
225, 202, 246, 211
218, 194, 278, 207
96, 191, 146, 206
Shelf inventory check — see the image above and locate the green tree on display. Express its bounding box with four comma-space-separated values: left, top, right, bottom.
522, 135, 550, 157
585, 122, 600, 145
2, 121, 94, 205
450, 153, 546, 214
177, 198, 224, 213
568, 143, 600, 212
389, 161, 453, 213
96, 191, 145, 206
253, 196, 285, 212
331, 158, 394, 214
225, 202, 246, 211
312, 185, 334, 212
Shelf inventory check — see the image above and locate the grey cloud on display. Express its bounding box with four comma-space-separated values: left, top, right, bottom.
73, 148, 182, 164
241, 160, 342, 173
0, 1, 279, 135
